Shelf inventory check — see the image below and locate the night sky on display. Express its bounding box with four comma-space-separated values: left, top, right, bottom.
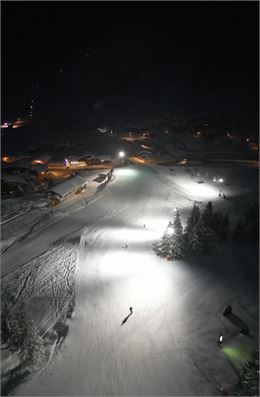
2, 1, 259, 131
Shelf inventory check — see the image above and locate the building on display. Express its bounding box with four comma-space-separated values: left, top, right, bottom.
87, 155, 112, 165
136, 151, 154, 160
48, 172, 98, 202
49, 175, 87, 202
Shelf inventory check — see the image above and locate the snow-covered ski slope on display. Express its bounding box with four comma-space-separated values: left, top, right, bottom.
3, 164, 258, 396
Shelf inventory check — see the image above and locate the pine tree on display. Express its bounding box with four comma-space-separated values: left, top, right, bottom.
184, 204, 200, 243
7, 303, 46, 368
154, 212, 186, 260
187, 222, 204, 254
1, 302, 9, 345
200, 221, 217, 252
153, 225, 172, 257
170, 210, 186, 259
202, 201, 214, 230
173, 210, 183, 235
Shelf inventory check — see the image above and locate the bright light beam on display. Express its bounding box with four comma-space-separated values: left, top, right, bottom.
178, 179, 218, 199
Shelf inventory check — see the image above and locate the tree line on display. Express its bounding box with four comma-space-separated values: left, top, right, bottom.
154, 202, 258, 260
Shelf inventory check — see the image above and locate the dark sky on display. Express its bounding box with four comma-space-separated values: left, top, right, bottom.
2, 1, 259, 130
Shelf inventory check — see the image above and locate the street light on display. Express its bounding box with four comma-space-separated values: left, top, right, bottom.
119, 151, 125, 167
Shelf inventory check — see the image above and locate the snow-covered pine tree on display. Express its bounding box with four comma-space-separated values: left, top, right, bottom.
170, 210, 186, 259
19, 320, 46, 369
184, 205, 200, 237
7, 303, 46, 369
199, 220, 217, 252
184, 205, 201, 252
202, 201, 214, 230
153, 225, 172, 257
173, 210, 183, 235
1, 302, 9, 344
186, 221, 203, 254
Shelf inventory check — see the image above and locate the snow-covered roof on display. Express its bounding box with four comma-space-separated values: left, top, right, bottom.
50, 174, 93, 198
32, 154, 51, 163
30, 163, 48, 172
137, 151, 154, 158
94, 155, 112, 161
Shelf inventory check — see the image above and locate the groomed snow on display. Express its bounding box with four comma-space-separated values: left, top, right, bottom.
2, 163, 258, 396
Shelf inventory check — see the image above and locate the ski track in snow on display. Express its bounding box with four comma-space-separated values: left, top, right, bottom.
1, 164, 258, 396
2, 243, 78, 332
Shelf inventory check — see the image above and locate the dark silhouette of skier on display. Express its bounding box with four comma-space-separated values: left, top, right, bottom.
121, 307, 133, 326
143, 224, 146, 228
